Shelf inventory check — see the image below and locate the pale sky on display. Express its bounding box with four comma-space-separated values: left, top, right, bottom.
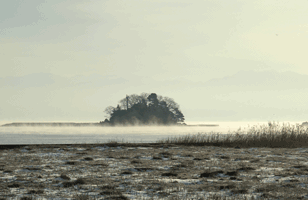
1, 0, 308, 123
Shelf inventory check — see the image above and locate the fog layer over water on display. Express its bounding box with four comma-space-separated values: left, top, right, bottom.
0, 121, 302, 144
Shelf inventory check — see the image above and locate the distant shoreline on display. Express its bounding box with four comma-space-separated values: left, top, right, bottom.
1, 122, 219, 127
1, 122, 102, 127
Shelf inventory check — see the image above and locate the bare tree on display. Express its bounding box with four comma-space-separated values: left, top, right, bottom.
119, 93, 149, 109
104, 106, 115, 118
162, 96, 179, 111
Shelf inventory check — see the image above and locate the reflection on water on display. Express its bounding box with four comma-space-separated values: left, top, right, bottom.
0, 121, 303, 144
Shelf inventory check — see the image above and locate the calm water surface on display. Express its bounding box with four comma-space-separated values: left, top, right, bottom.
0, 121, 302, 144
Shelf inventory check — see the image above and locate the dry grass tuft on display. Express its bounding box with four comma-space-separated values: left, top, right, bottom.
158, 122, 308, 148
83, 157, 94, 161
60, 174, 71, 180
28, 189, 44, 194
65, 161, 77, 165
74, 178, 86, 184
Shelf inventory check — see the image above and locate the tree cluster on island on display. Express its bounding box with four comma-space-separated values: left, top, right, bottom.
100, 93, 185, 126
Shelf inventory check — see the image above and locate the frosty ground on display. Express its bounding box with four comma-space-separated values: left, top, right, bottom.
1, 142, 308, 200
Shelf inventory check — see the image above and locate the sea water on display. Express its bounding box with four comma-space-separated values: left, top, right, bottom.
0, 121, 302, 144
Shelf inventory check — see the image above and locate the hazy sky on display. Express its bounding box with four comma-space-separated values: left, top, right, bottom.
1, 0, 308, 123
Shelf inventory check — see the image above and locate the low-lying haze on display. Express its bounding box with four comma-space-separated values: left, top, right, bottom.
0, 121, 301, 144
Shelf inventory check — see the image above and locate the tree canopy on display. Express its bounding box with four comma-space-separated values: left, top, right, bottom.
101, 93, 185, 126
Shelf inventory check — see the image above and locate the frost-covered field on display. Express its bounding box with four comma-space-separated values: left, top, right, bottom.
1, 143, 308, 199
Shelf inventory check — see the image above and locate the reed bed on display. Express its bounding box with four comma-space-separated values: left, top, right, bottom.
157, 122, 308, 148
2, 122, 308, 199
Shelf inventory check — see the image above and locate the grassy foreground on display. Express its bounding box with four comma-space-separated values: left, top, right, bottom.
158, 122, 308, 148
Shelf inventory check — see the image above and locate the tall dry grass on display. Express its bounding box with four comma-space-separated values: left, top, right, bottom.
157, 122, 308, 148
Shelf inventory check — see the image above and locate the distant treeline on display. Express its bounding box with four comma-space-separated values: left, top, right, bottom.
1, 123, 102, 127
1, 122, 219, 127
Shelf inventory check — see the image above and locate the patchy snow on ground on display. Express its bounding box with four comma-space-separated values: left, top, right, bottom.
1, 144, 308, 199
